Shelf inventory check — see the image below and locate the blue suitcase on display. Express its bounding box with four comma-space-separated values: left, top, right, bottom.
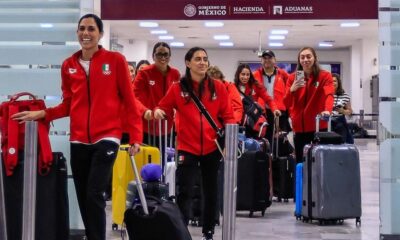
294, 163, 303, 218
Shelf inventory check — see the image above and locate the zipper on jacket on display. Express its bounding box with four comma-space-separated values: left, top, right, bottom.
302, 80, 309, 132
200, 111, 203, 155
86, 66, 92, 143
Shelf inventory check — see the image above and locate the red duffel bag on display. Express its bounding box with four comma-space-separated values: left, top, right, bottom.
0, 92, 52, 176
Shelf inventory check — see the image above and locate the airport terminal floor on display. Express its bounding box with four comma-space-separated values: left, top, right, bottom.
105, 138, 379, 240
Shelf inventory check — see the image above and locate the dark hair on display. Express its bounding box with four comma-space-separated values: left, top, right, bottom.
332, 73, 345, 95
135, 59, 150, 75
180, 47, 215, 101
152, 42, 171, 56
234, 63, 259, 90
78, 14, 103, 33
296, 47, 321, 80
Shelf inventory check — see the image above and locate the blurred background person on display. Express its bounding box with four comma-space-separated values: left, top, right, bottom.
253, 50, 291, 142
332, 73, 354, 143
208, 65, 243, 123
134, 59, 150, 80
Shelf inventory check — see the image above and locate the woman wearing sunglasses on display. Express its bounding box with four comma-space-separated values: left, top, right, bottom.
133, 42, 180, 147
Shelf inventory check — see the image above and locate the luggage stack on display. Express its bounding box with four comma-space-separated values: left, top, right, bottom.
295, 115, 362, 225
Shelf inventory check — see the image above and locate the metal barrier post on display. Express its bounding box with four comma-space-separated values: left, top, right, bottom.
22, 121, 38, 240
0, 134, 8, 240
222, 124, 238, 240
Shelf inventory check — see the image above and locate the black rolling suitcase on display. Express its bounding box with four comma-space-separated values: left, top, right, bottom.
236, 150, 271, 217
271, 117, 295, 201
124, 154, 191, 240
2, 151, 69, 240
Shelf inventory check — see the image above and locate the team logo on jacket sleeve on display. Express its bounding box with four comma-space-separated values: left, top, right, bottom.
149, 80, 155, 86
102, 64, 111, 75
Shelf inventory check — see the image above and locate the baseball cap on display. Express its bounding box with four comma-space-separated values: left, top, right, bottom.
261, 50, 275, 58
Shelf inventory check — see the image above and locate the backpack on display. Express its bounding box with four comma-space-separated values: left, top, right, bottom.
0, 92, 53, 176
239, 91, 268, 137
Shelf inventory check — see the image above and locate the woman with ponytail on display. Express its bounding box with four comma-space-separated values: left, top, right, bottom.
154, 47, 235, 240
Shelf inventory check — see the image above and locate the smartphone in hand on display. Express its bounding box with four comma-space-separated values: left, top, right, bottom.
296, 70, 305, 81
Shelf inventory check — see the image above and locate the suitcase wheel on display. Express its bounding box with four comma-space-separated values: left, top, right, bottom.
356, 218, 361, 227
112, 223, 118, 231
261, 210, 265, 217
249, 211, 254, 218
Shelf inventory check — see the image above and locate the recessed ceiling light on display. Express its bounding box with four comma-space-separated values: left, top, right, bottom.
269, 42, 284, 47
219, 42, 234, 47
340, 22, 360, 27
319, 42, 333, 47
40, 23, 53, 28
139, 21, 159, 28
170, 42, 185, 47
204, 21, 224, 27
158, 35, 174, 40
213, 35, 230, 40
151, 30, 168, 35
270, 29, 288, 35
269, 35, 285, 40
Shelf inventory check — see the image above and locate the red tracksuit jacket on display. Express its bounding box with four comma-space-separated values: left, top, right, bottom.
283, 70, 334, 133
45, 47, 143, 145
222, 80, 243, 124
133, 64, 180, 135
157, 78, 235, 155
253, 67, 289, 111
237, 83, 278, 113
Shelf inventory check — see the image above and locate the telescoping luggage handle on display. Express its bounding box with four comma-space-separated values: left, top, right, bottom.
121, 147, 149, 215
315, 114, 332, 132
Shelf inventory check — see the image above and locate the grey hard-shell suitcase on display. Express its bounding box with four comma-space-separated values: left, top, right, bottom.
301, 115, 362, 225
302, 144, 362, 225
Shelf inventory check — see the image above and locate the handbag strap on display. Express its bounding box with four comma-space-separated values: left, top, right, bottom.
182, 82, 223, 137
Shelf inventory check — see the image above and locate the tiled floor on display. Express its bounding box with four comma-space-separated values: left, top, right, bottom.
105, 138, 379, 240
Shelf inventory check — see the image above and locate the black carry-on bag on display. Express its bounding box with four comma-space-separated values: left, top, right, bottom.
271, 116, 295, 201
124, 153, 192, 240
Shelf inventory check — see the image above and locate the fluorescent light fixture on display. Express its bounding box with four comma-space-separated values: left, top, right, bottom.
139, 21, 159, 28
269, 35, 285, 40
219, 42, 234, 47
270, 29, 288, 35
269, 42, 284, 47
170, 42, 185, 47
319, 42, 333, 47
151, 29, 168, 34
204, 21, 224, 27
213, 35, 230, 40
40, 23, 53, 28
158, 35, 174, 40
340, 22, 360, 27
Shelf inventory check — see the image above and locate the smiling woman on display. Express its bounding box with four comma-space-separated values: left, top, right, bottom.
10, 13, 143, 240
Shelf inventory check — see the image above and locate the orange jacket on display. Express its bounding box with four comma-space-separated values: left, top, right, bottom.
253, 67, 288, 111
283, 70, 334, 133
133, 64, 180, 135
45, 47, 143, 145
221, 80, 243, 123
157, 78, 235, 155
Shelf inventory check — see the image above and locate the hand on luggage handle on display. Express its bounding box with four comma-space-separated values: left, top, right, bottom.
315, 113, 332, 132
122, 146, 149, 215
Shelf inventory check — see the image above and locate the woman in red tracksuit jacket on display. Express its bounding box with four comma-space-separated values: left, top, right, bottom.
154, 47, 235, 240
12, 14, 142, 240
234, 63, 281, 137
284, 46, 335, 164
133, 42, 180, 146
